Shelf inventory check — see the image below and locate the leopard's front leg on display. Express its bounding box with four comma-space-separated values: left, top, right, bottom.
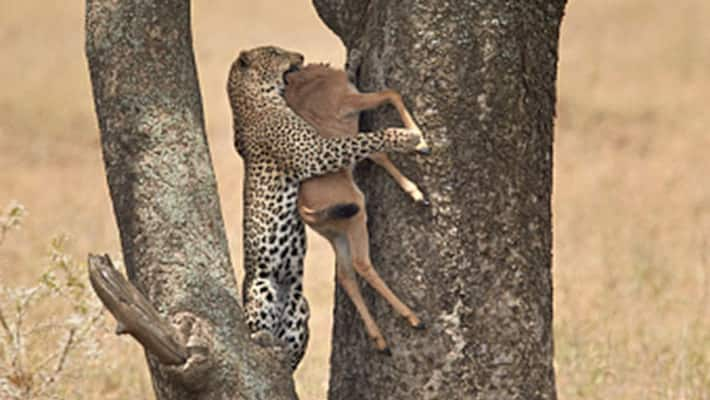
262, 116, 430, 182
294, 127, 430, 181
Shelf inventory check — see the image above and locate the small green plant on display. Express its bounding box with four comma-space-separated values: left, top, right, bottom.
0, 202, 107, 399
0, 201, 26, 245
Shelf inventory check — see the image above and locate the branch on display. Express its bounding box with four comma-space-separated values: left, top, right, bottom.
50, 328, 75, 382
0, 308, 11, 343
87, 254, 188, 365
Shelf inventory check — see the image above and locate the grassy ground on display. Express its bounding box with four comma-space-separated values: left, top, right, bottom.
0, 1, 708, 398
555, 1, 710, 398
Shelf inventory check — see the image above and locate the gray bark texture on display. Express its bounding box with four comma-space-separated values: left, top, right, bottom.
85, 1, 297, 399
313, 1, 566, 399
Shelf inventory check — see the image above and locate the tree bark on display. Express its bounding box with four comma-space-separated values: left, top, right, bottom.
85, 1, 297, 399
313, 1, 566, 399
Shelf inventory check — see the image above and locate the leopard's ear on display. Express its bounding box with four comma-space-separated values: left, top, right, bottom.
237, 51, 251, 69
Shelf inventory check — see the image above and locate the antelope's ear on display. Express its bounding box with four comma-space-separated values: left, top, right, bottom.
237, 51, 251, 69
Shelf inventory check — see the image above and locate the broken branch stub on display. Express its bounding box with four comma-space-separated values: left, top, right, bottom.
87, 253, 188, 365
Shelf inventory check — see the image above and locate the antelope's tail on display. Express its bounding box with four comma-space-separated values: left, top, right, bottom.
300, 203, 359, 225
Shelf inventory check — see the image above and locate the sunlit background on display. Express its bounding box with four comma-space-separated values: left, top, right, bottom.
1, 1, 708, 398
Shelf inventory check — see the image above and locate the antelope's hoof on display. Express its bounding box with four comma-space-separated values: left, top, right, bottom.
408, 188, 429, 207
408, 315, 426, 330
374, 337, 390, 355
417, 197, 431, 207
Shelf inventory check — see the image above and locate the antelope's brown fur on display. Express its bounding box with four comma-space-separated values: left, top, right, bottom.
284, 64, 426, 353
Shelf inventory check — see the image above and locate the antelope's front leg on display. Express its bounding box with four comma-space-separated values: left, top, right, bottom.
342, 89, 420, 131
369, 152, 429, 206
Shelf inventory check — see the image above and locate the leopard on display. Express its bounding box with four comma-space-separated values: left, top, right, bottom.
226, 46, 429, 370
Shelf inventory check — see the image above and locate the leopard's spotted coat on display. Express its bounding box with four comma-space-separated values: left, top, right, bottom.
227, 46, 422, 369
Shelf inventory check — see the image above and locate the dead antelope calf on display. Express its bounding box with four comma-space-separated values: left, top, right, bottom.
284, 64, 427, 354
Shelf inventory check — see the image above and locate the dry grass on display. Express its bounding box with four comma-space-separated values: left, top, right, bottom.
0, 0, 707, 398
554, 1, 710, 399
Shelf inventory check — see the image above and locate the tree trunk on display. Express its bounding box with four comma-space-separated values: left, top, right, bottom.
85, 1, 297, 399
313, 1, 566, 399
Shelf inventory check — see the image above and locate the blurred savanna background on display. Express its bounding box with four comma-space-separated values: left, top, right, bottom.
0, 0, 708, 399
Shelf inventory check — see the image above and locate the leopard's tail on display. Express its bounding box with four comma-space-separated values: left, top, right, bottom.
300, 203, 359, 225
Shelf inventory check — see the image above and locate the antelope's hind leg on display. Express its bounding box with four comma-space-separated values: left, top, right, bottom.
348, 214, 424, 329
332, 235, 390, 354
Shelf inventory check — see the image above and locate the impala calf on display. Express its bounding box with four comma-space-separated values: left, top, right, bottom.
284, 64, 427, 354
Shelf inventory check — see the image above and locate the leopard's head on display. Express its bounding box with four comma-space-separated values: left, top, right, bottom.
228, 46, 304, 100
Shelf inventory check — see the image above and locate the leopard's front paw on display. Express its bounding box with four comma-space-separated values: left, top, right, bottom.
385, 127, 431, 155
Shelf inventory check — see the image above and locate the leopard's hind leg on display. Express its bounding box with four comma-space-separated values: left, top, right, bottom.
242, 176, 310, 369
